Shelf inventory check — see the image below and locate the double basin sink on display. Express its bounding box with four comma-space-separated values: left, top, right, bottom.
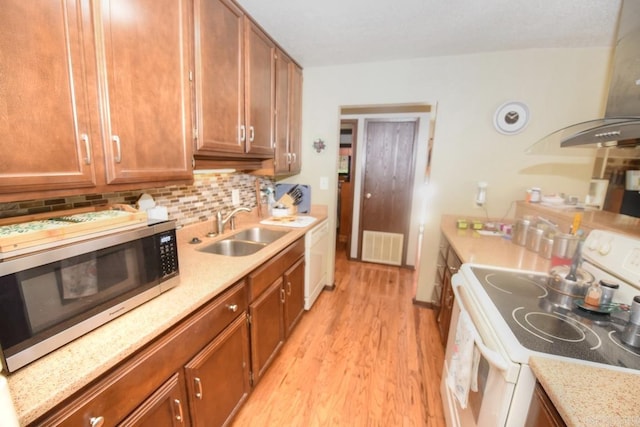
197, 227, 289, 256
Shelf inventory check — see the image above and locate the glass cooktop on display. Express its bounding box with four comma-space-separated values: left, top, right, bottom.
470, 266, 640, 371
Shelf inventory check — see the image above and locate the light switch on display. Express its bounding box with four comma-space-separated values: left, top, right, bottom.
232, 189, 240, 206
320, 176, 329, 190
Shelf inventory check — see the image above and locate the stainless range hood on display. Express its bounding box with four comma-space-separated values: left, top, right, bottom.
530, 0, 640, 152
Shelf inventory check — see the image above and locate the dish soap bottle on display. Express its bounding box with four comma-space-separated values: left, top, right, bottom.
584, 282, 602, 307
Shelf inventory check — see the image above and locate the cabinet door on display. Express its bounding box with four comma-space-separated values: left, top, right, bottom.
98, 0, 193, 184
283, 256, 305, 337
249, 277, 284, 385
437, 267, 454, 346
185, 315, 250, 427
0, 0, 97, 194
244, 19, 275, 156
288, 64, 303, 174
193, 0, 245, 156
273, 49, 292, 174
119, 373, 190, 427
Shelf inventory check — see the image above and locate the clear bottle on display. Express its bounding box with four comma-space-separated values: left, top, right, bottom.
584, 282, 602, 307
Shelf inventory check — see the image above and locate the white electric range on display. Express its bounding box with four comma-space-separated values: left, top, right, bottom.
441, 229, 640, 427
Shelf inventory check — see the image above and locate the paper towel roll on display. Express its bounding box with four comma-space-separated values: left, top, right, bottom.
0, 376, 19, 427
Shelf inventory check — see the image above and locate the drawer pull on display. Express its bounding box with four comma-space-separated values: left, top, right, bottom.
112, 135, 121, 163
174, 399, 184, 422
89, 416, 105, 427
194, 377, 203, 399
227, 304, 238, 313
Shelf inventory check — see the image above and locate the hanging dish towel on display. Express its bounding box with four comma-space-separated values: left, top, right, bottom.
447, 311, 480, 408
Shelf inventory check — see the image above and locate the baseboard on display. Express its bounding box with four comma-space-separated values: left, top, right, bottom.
412, 298, 435, 310
324, 282, 336, 291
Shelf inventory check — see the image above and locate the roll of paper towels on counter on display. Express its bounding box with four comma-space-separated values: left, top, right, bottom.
0, 376, 19, 427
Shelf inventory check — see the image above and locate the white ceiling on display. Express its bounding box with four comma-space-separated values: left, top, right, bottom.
235, 0, 622, 67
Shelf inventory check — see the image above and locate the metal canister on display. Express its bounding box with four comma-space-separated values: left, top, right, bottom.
513, 218, 530, 246
599, 280, 619, 305
550, 233, 579, 267
526, 227, 544, 252
629, 296, 640, 325
539, 236, 554, 259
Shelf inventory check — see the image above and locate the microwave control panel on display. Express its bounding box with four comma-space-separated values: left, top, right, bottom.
158, 230, 179, 278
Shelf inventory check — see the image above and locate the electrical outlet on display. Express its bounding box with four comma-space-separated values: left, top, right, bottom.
231, 189, 240, 206
320, 176, 329, 190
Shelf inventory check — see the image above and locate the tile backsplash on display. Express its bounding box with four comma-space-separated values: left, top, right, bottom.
0, 173, 274, 228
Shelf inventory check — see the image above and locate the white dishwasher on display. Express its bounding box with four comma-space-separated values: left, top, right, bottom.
304, 219, 329, 310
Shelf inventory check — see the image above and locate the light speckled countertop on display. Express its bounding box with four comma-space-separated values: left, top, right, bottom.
530, 357, 640, 427
441, 213, 640, 426
4, 207, 327, 425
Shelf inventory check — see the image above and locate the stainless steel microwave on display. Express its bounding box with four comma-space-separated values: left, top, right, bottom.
0, 221, 179, 373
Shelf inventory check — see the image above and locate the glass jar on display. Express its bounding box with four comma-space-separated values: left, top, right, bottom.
584, 282, 602, 307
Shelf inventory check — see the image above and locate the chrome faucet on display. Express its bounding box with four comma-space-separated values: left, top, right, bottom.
216, 207, 251, 234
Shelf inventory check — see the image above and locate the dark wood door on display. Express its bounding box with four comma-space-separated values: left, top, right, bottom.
185, 315, 250, 427
0, 0, 98, 194
249, 277, 284, 385
119, 373, 190, 427
283, 257, 305, 337
359, 120, 417, 262
193, 0, 245, 156
244, 19, 275, 156
99, 0, 193, 184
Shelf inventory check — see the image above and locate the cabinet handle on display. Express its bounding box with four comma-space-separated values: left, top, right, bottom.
194, 377, 203, 399
81, 134, 91, 165
280, 288, 285, 303
227, 304, 238, 313
239, 125, 246, 142
174, 399, 184, 422
286, 281, 292, 295
291, 153, 297, 164
286, 152, 292, 164
448, 266, 458, 273
112, 135, 121, 163
249, 126, 255, 142
89, 416, 104, 427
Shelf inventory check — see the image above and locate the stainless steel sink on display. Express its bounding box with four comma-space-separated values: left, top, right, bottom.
198, 239, 267, 256
197, 227, 289, 256
228, 227, 288, 244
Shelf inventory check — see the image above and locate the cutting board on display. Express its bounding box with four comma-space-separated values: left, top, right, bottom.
275, 184, 311, 214
0, 205, 147, 254
260, 216, 317, 228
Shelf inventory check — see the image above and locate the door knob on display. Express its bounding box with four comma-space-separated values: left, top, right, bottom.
365, 193, 372, 199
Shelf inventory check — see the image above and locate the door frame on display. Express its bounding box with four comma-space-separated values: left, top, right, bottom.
339, 110, 431, 268
356, 118, 419, 265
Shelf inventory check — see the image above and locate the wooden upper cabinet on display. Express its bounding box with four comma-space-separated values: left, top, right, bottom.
192, 0, 274, 159
244, 20, 275, 156
0, 0, 98, 194
288, 63, 303, 174
193, 0, 245, 155
274, 50, 292, 175
97, 0, 193, 184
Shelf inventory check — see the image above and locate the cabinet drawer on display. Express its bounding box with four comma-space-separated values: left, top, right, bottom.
248, 238, 304, 301
34, 280, 247, 426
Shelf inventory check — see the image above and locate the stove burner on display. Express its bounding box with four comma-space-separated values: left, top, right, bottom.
513, 307, 601, 350
484, 272, 548, 299
609, 331, 640, 357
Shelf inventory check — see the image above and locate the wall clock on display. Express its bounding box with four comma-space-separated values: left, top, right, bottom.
493, 101, 529, 134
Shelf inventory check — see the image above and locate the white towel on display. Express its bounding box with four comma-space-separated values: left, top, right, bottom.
447, 311, 480, 408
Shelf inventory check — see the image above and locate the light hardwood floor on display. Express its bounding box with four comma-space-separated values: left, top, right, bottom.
231, 245, 446, 426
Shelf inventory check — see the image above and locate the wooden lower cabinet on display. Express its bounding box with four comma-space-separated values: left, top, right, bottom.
247, 238, 305, 386
436, 235, 461, 346
525, 382, 566, 427
119, 373, 190, 427
185, 315, 250, 427
33, 281, 248, 427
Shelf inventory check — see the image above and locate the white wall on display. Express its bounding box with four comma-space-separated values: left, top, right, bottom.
285, 47, 611, 302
